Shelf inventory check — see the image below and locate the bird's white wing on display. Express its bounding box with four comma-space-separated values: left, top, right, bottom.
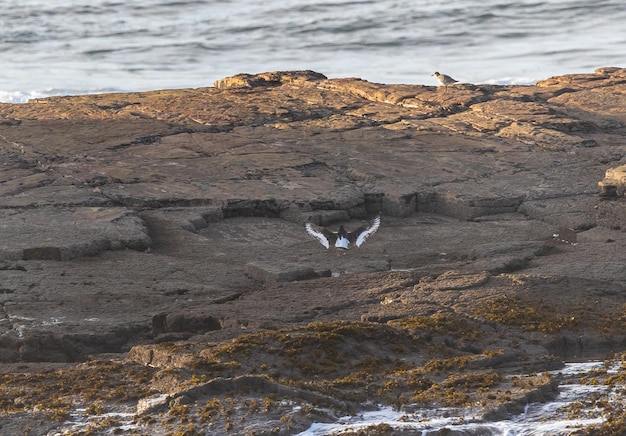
355, 215, 380, 247
305, 222, 330, 249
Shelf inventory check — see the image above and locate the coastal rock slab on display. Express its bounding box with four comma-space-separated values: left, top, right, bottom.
0, 207, 151, 261
1, 68, 626, 434
244, 261, 330, 285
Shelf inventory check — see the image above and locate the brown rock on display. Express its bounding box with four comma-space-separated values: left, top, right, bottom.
244, 261, 329, 285
1, 68, 626, 434
214, 70, 327, 89
0, 207, 151, 261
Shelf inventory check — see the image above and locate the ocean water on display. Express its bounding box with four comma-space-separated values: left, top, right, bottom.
1, 0, 625, 103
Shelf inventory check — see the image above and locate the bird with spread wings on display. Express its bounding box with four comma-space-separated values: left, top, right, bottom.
305, 214, 380, 250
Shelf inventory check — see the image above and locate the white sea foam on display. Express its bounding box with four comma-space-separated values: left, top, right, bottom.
0, 88, 123, 104
58, 409, 137, 434
484, 77, 539, 86
0, 90, 52, 104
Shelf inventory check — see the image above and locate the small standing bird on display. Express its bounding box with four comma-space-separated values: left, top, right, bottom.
305, 215, 380, 250
432, 72, 458, 93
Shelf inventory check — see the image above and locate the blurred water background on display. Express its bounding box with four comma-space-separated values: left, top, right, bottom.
1, 0, 625, 102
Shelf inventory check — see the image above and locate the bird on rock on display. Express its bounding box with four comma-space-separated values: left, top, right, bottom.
432, 71, 458, 93
305, 214, 380, 250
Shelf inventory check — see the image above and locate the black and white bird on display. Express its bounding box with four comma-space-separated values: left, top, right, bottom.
305, 215, 381, 250
432, 72, 458, 93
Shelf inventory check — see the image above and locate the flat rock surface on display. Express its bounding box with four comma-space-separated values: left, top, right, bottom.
1, 68, 626, 434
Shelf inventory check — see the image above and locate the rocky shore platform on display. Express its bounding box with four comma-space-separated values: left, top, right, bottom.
1, 68, 625, 434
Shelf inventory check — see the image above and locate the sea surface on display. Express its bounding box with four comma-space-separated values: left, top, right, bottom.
1, 0, 625, 102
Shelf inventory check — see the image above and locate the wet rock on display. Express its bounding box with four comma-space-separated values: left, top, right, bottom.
244, 261, 329, 285
152, 311, 222, 338
0, 411, 61, 436
596, 200, 626, 230
469, 241, 549, 273
483, 381, 559, 421
0, 207, 151, 261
